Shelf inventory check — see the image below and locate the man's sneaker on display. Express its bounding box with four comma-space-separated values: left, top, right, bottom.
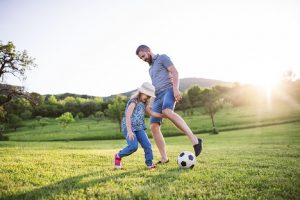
114, 154, 122, 169
193, 138, 203, 157
156, 159, 169, 165
147, 165, 156, 169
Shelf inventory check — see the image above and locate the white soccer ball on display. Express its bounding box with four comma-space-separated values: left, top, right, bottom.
177, 151, 196, 169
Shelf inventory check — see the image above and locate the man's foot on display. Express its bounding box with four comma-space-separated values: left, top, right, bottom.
156, 159, 169, 165
147, 165, 156, 169
193, 138, 203, 156
114, 154, 122, 169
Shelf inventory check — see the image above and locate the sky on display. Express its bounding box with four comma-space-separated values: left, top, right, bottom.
1, 0, 300, 97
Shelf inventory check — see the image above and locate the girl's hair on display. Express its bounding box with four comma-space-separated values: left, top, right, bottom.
130, 90, 140, 99
130, 90, 152, 104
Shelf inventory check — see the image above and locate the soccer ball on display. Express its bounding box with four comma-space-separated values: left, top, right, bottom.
177, 151, 196, 169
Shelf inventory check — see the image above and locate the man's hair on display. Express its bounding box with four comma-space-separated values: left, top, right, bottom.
136, 45, 150, 55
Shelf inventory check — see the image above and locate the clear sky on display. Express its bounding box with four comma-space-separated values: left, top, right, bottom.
1, 0, 300, 97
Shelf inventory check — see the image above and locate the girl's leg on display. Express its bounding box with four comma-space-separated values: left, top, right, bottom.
118, 128, 138, 158
135, 130, 154, 167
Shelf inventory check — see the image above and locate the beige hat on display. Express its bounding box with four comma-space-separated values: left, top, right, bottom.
138, 82, 156, 97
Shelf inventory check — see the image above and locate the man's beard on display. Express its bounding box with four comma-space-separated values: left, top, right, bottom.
146, 54, 153, 65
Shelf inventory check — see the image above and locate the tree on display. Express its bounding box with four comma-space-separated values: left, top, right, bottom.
175, 92, 192, 116
56, 112, 75, 128
199, 88, 223, 134
47, 95, 59, 105
0, 106, 7, 140
94, 111, 104, 123
20, 110, 32, 120
7, 114, 24, 131
106, 95, 126, 132
187, 85, 202, 107
0, 41, 37, 106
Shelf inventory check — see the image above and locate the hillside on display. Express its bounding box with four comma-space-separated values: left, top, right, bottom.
110, 77, 232, 99
1, 77, 232, 100
51, 77, 232, 100
178, 77, 232, 92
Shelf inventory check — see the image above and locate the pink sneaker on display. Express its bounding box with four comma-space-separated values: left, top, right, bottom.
114, 154, 122, 169
147, 165, 156, 169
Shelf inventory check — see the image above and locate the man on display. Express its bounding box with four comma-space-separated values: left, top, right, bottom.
136, 45, 203, 164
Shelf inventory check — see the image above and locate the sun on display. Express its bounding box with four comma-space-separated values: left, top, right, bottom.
240, 68, 281, 91
246, 73, 282, 109
252, 75, 279, 91
238, 70, 282, 107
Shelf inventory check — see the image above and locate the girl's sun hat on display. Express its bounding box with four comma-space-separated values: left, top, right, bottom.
138, 82, 156, 97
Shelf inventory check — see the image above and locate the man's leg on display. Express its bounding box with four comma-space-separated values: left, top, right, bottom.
150, 122, 169, 162
162, 108, 203, 156
162, 108, 198, 145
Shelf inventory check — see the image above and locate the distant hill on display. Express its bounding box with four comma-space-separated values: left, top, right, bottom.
1, 77, 233, 100
106, 77, 233, 99
179, 77, 232, 92
45, 93, 96, 100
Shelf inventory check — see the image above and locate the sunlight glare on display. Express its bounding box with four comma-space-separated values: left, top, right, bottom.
253, 74, 280, 110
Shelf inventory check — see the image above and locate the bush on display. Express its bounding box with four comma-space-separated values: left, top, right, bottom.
7, 114, 24, 131
39, 118, 49, 127
75, 112, 84, 120
211, 127, 219, 134
20, 110, 32, 120
0, 125, 9, 141
56, 112, 75, 128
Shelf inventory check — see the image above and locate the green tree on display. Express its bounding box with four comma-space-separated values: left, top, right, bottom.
4, 97, 32, 117
175, 92, 192, 116
94, 111, 104, 123
0, 41, 37, 106
199, 88, 223, 134
56, 112, 75, 128
80, 101, 97, 117
0, 106, 7, 140
20, 110, 32, 120
187, 85, 202, 107
47, 95, 59, 105
39, 117, 49, 127
75, 112, 84, 120
7, 114, 24, 131
106, 95, 126, 132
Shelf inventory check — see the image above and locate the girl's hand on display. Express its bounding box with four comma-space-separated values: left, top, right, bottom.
127, 131, 135, 141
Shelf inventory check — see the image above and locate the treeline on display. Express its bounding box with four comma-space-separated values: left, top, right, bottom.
1, 79, 299, 133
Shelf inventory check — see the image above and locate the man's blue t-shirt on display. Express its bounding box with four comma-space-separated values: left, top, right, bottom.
149, 54, 174, 95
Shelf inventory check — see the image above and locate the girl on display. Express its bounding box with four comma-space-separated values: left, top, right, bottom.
114, 82, 164, 169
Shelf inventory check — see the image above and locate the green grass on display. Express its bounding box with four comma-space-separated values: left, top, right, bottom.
1, 122, 299, 199
5, 103, 300, 141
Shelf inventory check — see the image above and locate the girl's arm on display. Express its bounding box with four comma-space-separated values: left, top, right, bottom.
145, 103, 165, 118
125, 102, 136, 141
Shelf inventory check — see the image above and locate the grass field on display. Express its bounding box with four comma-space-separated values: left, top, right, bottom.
5, 104, 300, 141
1, 122, 299, 199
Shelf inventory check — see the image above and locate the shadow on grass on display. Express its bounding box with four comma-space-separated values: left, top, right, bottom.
2, 167, 190, 200
1, 169, 140, 200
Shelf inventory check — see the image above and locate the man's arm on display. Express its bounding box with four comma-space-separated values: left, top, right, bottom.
168, 65, 182, 103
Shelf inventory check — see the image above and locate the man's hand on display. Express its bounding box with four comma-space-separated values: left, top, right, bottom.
174, 88, 182, 103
